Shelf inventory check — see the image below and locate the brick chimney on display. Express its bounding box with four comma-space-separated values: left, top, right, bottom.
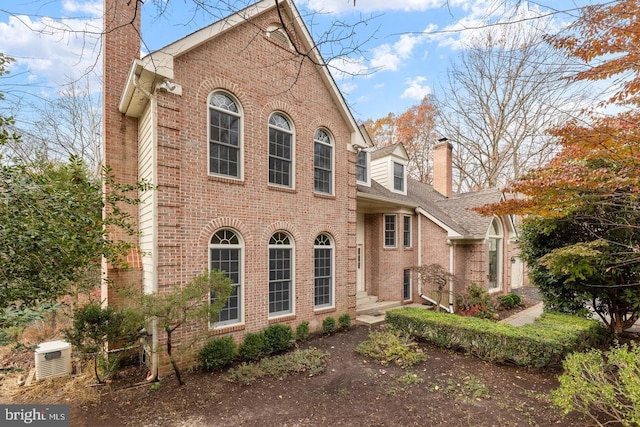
102, 0, 142, 305
433, 141, 453, 198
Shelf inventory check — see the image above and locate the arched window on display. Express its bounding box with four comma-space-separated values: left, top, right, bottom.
268, 231, 294, 316
209, 92, 242, 178
314, 233, 334, 309
488, 218, 503, 291
210, 229, 243, 326
268, 113, 294, 187
314, 129, 333, 194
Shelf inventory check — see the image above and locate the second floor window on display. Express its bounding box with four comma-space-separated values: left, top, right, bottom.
314, 129, 332, 194
393, 162, 404, 192
356, 150, 368, 183
209, 92, 241, 178
269, 113, 293, 187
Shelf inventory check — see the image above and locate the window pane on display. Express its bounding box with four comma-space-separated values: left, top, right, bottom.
269, 247, 292, 315
356, 151, 367, 182
314, 247, 332, 308
384, 215, 396, 247
393, 162, 404, 191
209, 104, 240, 178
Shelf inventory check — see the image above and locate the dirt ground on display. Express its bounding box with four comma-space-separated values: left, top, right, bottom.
2, 291, 595, 427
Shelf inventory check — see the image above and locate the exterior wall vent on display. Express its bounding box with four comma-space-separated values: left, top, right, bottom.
35, 340, 72, 380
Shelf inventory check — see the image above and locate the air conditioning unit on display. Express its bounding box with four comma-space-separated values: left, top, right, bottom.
35, 340, 72, 380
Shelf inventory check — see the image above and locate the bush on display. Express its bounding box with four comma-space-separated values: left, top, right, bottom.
322, 316, 336, 334
263, 324, 294, 355
498, 293, 522, 310
386, 307, 609, 368
227, 348, 329, 384
295, 321, 310, 341
456, 284, 494, 319
199, 336, 237, 371
238, 331, 266, 361
338, 313, 351, 330
356, 328, 425, 368
551, 343, 640, 426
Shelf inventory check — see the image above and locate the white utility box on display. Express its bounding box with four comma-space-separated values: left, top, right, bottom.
35, 340, 72, 380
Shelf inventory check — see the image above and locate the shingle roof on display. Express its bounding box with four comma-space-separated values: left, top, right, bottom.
370, 143, 402, 160
357, 176, 503, 239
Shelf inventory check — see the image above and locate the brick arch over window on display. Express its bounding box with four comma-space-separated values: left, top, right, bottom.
261, 221, 302, 245
198, 217, 253, 248
307, 224, 343, 248
259, 100, 299, 130
195, 78, 254, 120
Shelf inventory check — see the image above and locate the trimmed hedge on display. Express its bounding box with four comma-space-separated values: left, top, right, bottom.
386, 307, 609, 368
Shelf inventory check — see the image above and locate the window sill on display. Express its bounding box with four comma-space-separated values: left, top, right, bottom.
210, 323, 245, 335
313, 192, 336, 200
207, 175, 245, 185
268, 185, 296, 194
268, 314, 296, 324
313, 306, 336, 315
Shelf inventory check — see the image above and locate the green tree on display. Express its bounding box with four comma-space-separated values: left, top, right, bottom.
0, 53, 20, 149
139, 270, 232, 386
0, 157, 150, 327
64, 301, 143, 383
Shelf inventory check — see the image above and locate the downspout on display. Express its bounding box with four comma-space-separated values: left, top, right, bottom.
449, 243, 455, 313
415, 207, 450, 312
133, 74, 159, 382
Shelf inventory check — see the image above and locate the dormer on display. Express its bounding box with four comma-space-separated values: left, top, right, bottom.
370, 143, 409, 195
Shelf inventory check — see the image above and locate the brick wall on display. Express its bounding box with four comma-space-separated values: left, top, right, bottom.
103, 0, 142, 304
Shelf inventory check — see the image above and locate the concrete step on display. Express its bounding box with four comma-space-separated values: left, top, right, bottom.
356, 300, 401, 316
355, 302, 435, 326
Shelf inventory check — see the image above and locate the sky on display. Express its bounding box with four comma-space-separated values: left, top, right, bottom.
0, 0, 595, 126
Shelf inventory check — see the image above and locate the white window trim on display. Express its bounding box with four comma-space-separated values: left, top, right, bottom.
384, 214, 397, 248
356, 150, 370, 186
207, 91, 243, 180
403, 215, 412, 248
268, 231, 296, 318
403, 268, 412, 301
313, 233, 335, 310
209, 228, 244, 329
390, 160, 407, 195
487, 217, 503, 293
313, 129, 334, 195
268, 112, 296, 189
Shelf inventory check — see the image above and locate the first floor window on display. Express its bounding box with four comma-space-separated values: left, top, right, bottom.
488, 218, 502, 290
403, 269, 411, 301
210, 229, 242, 326
314, 234, 333, 308
269, 232, 293, 316
403, 216, 412, 248
384, 215, 396, 247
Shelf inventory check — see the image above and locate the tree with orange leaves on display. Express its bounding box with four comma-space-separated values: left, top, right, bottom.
479, 0, 640, 334
363, 96, 439, 183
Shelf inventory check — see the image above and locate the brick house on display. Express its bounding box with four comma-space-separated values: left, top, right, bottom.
355, 141, 523, 313
103, 0, 522, 377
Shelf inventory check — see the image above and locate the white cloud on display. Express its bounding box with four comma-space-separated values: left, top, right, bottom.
401, 76, 432, 100
301, 0, 474, 14
341, 82, 358, 94
0, 12, 102, 92
62, 0, 103, 17
328, 56, 369, 80
369, 31, 429, 72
